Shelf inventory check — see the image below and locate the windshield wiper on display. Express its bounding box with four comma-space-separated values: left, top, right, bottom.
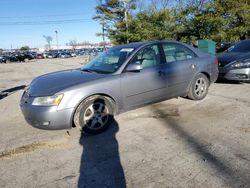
81, 68, 111, 74
80, 68, 98, 73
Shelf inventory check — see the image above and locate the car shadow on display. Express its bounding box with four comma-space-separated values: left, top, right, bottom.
78, 119, 126, 188
150, 105, 249, 187
0, 85, 26, 100
215, 79, 242, 84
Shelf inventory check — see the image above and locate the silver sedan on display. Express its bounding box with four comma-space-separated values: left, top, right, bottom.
20, 41, 218, 134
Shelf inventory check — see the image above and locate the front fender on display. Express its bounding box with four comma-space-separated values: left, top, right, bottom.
57, 75, 121, 112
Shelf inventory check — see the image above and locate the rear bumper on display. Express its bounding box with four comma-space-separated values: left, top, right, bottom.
208, 64, 219, 84
211, 68, 219, 83
219, 67, 250, 81
20, 103, 74, 130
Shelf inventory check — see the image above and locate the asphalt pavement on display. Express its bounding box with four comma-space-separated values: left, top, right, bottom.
0, 58, 249, 188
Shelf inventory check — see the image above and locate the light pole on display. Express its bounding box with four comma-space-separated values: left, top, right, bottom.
55, 30, 59, 50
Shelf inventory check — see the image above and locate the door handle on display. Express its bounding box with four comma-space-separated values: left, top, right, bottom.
190, 64, 196, 69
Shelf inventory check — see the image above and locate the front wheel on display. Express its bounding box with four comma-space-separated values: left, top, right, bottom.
74, 96, 115, 134
188, 73, 209, 100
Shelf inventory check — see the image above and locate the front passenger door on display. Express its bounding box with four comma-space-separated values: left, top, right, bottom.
121, 45, 167, 109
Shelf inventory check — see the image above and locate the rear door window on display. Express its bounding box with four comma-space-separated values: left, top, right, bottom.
162, 43, 196, 63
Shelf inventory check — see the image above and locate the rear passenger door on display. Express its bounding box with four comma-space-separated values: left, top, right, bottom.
161, 43, 197, 96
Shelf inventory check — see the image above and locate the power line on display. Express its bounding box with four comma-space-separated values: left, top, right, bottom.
0, 19, 93, 26
0, 12, 93, 19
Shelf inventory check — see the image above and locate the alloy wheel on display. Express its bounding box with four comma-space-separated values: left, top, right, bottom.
83, 102, 109, 130
194, 78, 207, 97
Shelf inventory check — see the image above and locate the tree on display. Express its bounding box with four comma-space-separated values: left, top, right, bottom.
213, 0, 250, 41
173, 3, 224, 42
95, 14, 109, 48
20, 46, 30, 51
178, 0, 250, 42
93, 0, 250, 45
67, 39, 78, 49
94, 0, 137, 44
43, 35, 53, 50
128, 9, 176, 42
149, 0, 170, 11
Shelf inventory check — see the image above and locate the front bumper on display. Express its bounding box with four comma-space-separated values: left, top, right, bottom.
219, 67, 250, 81
20, 100, 74, 130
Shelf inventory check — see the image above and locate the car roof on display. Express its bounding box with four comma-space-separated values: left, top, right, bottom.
112, 41, 151, 49
112, 40, 190, 49
111, 40, 205, 57
240, 39, 250, 42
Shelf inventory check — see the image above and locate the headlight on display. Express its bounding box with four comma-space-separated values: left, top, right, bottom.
230, 59, 250, 68
32, 94, 63, 106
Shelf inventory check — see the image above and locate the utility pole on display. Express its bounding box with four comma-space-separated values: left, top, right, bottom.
119, 0, 129, 44
100, 16, 106, 51
55, 30, 59, 50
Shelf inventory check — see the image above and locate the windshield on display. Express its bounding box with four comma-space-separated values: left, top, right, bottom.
230, 40, 250, 53
81, 46, 134, 73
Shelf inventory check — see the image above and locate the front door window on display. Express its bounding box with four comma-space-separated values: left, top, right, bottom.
130, 45, 160, 68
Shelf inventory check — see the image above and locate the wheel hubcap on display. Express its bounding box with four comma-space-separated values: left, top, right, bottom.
83, 102, 109, 130
195, 78, 206, 97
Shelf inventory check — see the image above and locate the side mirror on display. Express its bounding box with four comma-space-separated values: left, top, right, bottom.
125, 64, 142, 72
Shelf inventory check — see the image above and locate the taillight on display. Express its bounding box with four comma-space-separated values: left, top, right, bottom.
214, 58, 218, 65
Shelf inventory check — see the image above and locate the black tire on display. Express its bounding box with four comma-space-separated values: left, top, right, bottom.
74, 95, 115, 134
188, 73, 209, 100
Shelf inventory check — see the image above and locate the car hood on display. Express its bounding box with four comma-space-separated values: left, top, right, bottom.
28, 69, 106, 96
217, 52, 250, 67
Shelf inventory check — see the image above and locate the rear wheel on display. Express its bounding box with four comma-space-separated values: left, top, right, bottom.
74, 95, 115, 134
188, 73, 209, 100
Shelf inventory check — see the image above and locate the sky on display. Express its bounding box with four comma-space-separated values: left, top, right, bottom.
0, 0, 102, 49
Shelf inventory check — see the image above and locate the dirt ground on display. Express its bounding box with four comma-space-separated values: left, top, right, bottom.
0, 58, 249, 188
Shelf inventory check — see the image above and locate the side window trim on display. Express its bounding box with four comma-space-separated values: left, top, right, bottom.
158, 44, 167, 64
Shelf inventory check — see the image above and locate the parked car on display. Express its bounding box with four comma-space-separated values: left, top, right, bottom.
4, 55, 17, 62
20, 41, 218, 134
58, 52, 71, 58
70, 52, 77, 57
36, 53, 44, 59
47, 52, 58, 58
216, 42, 233, 53
23, 53, 35, 60
217, 39, 250, 81
0, 55, 7, 63
10, 53, 25, 62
